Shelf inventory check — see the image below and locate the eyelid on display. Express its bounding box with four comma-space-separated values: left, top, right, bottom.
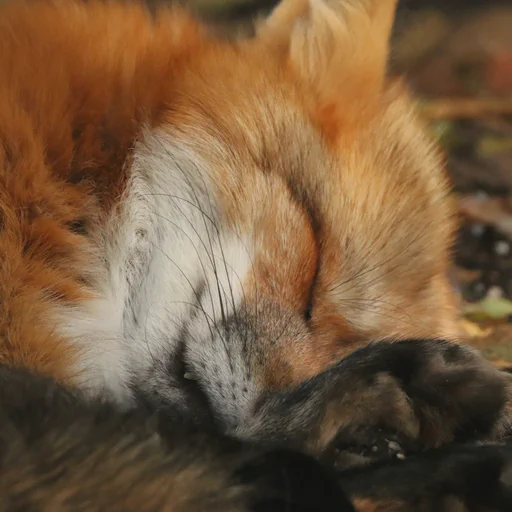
303, 271, 317, 322
304, 302, 313, 322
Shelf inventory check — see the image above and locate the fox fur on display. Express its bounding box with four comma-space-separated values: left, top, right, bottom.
0, 0, 512, 510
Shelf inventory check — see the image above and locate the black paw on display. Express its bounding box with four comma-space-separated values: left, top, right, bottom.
339, 443, 512, 512
323, 426, 411, 469
236, 449, 355, 512
320, 339, 512, 468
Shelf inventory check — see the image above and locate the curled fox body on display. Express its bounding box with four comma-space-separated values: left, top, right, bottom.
1, 0, 512, 510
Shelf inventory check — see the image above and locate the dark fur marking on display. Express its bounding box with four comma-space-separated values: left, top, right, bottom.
341, 444, 512, 510
71, 127, 82, 141
237, 449, 355, 512
66, 218, 88, 235
66, 170, 88, 185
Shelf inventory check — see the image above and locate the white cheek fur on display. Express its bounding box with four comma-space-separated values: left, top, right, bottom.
52, 128, 253, 406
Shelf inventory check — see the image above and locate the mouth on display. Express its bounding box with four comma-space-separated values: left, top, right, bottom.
131, 339, 219, 434
168, 341, 219, 430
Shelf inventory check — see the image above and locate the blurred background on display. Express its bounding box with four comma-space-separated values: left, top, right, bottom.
390, 0, 512, 369
179, 0, 512, 367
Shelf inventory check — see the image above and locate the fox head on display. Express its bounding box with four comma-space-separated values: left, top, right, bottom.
0, 0, 458, 435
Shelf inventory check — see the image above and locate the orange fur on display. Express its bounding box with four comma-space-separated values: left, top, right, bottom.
0, 0, 208, 380
0, 0, 459, 392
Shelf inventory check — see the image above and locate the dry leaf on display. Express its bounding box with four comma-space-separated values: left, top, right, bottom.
460, 319, 492, 338
491, 359, 512, 370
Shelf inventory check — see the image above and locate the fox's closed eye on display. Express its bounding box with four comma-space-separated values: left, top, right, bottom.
304, 301, 313, 322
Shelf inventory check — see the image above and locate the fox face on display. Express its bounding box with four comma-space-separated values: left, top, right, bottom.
4, 1, 512, 510
0, 0, 459, 434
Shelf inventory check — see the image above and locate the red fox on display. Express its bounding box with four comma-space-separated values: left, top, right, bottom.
0, 0, 511, 510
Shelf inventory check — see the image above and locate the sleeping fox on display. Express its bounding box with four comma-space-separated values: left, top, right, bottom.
0, 0, 512, 510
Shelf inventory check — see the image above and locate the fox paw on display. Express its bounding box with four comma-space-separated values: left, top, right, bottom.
340, 443, 512, 511
320, 339, 512, 468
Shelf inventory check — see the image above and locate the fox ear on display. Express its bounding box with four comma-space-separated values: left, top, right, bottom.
258, 0, 398, 112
